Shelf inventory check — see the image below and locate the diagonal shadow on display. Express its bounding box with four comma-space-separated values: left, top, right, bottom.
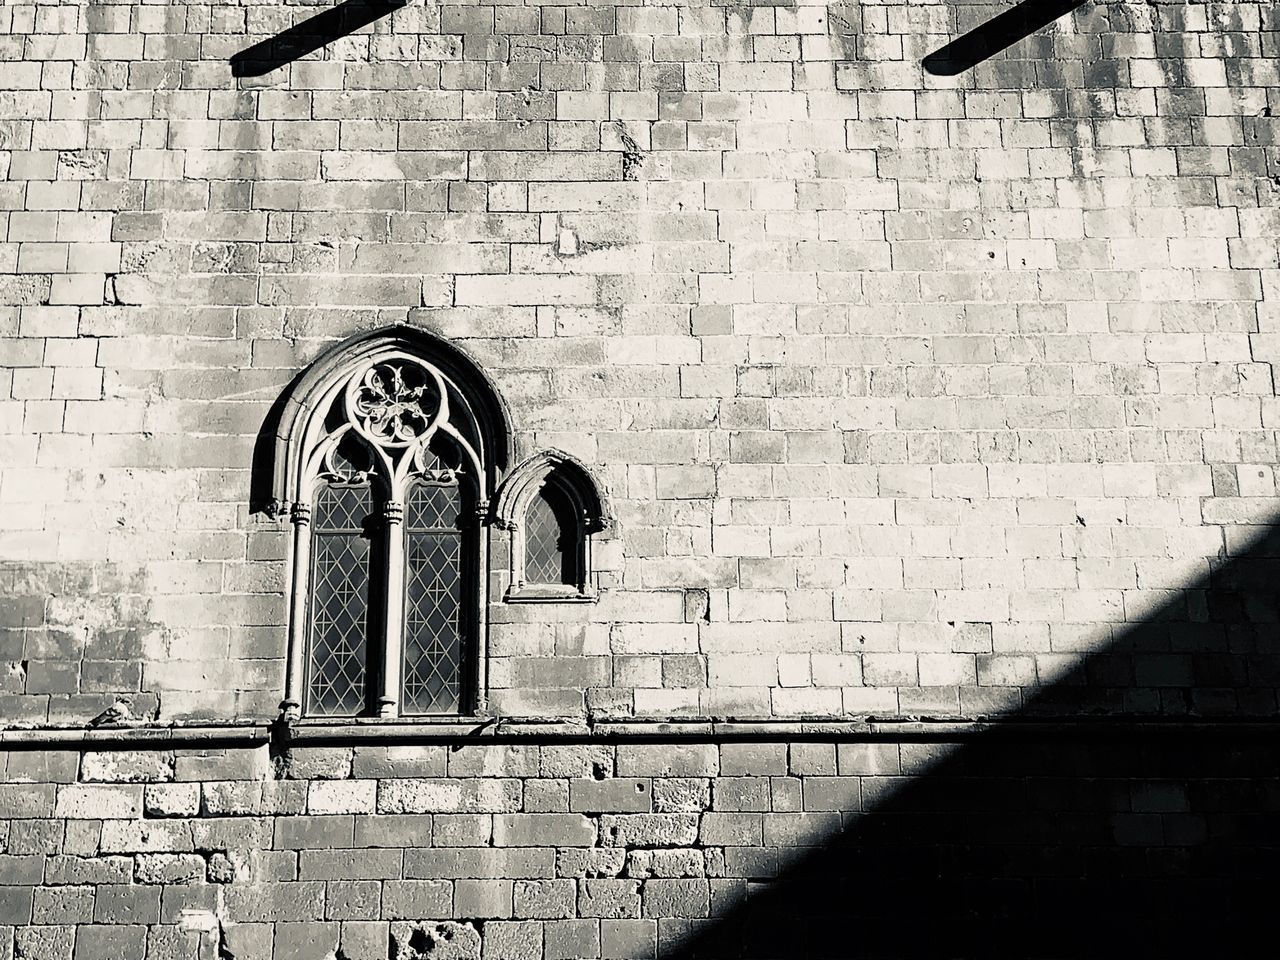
663, 522, 1280, 959
923, 0, 1090, 76
230, 0, 406, 78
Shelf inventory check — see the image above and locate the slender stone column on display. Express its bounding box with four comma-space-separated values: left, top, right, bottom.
378, 499, 405, 718
475, 504, 490, 714
281, 501, 311, 721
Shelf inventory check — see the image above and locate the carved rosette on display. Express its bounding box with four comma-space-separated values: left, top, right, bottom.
348, 362, 445, 448
301, 353, 485, 503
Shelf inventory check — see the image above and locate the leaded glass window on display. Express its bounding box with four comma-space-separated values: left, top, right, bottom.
403, 482, 468, 715
306, 483, 374, 716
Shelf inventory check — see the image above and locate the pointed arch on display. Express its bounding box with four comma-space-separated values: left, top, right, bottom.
493, 450, 611, 602
269, 324, 513, 517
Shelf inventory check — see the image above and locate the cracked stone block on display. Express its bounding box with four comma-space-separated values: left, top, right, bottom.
624, 849, 705, 879
555, 848, 625, 879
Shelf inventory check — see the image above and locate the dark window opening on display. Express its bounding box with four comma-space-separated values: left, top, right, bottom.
524, 481, 583, 588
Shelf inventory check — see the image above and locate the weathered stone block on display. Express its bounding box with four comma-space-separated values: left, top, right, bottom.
326, 880, 381, 921
554, 848, 625, 879
80, 751, 173, 783
14, 925, 75, 960
651, 780, 710, 814
623, 849, 704, 880
203, 781, 307, 816
599, 815, 699, 849
616, 746, 717, 779
222, 882, 325, 923
577, 880, 640, 919
55, 784, 141, 819
711, 778, 770, 812
379, 780, 521, 815
540, 746, 614, 780
273, 921, 341, 960
133, 855, 203, 885
382, 880, 452, 920
600, 919, 656, 960
512, 880, 575, 920
32, 886, 94, 925
481, 921, 541, 960
218, 923, 272, 960
92, 884, 159, 924
641, 880, 708, 919
308, 779, 377, 815
446, 746, 539, 778
341, 920, 391, 960
569, 779, 651, 813
143, 783, 200, 818
390, 921, 480, 960
492, 813, 595, 848
73, 924, 146, 960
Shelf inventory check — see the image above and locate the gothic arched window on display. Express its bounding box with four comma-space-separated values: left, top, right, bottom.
269, 326, 510, 720
493, 451, 610, 602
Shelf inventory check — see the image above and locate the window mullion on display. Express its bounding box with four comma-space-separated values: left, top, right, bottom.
378, 496, 406, 718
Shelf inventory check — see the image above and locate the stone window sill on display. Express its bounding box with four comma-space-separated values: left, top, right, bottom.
504, 584, 597, 603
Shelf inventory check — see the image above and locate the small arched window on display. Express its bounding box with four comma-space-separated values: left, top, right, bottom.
269, 326, 510, 720
494, 451, 609, 602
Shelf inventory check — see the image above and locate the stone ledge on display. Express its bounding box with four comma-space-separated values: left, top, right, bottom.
3, 715, 1279, 747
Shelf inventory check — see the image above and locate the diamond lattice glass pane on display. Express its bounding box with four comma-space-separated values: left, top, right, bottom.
525, 485, 580, 586
403, 524, 463, 714
408, 482, 460, 531
307, 484, 372, 716
314, 482, 371, 531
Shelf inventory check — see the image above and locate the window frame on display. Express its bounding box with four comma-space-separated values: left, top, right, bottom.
269, 327, 513, 723
492, 450, 611, 605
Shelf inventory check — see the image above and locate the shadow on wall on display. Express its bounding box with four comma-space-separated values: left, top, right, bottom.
230, 0, 407, 78
922, 0, 1091, 75
666, 522, 1280, 960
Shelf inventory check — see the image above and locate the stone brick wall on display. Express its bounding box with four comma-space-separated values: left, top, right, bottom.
2, 0, 1280, 953
2, 0, 1276, 725
1, 733, 1275, 959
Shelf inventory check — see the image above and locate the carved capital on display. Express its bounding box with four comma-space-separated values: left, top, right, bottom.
290, 502, 311, 525
382, 500, 405, 524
